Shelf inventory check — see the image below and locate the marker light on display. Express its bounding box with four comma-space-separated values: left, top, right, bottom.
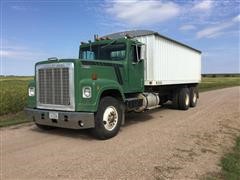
28, 87, 35, 96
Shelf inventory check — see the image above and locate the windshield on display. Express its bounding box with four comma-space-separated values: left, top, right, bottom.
80, 43, 126, 61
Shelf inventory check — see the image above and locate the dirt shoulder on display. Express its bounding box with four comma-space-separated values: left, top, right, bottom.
1, 87, 240, 179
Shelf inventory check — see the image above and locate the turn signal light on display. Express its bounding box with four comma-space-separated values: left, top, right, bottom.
92, 73, 97, 80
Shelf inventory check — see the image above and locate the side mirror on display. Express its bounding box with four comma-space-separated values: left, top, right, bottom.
140, 44, 146, 61
134, 44, 145, 63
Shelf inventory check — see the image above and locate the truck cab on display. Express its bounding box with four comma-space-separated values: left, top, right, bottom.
26, 37, 146, 139
79, 38, 145, 93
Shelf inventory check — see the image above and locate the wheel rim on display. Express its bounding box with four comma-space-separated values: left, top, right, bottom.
103, 106, 118, 131
185, 94, 190, 106
193, 92, 197, 103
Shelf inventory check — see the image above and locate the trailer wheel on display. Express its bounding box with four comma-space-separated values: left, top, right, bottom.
91, 96, 123, 140
35, 123, 55, 130
172, 90, 179, 109
178, 88, 190, 110
190, 87, 198, 107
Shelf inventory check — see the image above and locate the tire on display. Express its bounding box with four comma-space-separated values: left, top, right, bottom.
35, 123, 55, 130
91, 96, 123, 140
172, 90, 179, 109
178, 87, 190, 110
189, 86, 198, 107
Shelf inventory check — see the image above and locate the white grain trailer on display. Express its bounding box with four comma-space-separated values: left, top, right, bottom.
135, 34, 201, 86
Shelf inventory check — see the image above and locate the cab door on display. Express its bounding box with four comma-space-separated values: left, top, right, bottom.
127, 44, 144, 93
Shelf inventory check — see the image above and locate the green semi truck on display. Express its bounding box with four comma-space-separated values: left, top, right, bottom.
26, 30, 201, 139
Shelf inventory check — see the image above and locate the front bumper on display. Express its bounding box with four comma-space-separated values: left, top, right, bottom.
25, 108, 95, 129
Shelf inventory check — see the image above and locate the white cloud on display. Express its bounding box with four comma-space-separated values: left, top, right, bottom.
1, 44, 48, 60
105, 0, 180, 25
11, 5, 27, 11
179, 24, 196, 31
10, 5, 38, 12
233, 14, 240, 22
196, 23, 231, 38
1, 49, 47, 60
192, 0, 213, 11
0, 50, 9, 57
196, 15, 240, 39
179, 1, 239, 27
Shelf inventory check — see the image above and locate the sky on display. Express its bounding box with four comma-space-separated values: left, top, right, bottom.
0, 0, 240, 75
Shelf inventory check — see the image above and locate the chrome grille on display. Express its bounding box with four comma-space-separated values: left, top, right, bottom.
38, 67, 70, 105
36, 63, 75, 111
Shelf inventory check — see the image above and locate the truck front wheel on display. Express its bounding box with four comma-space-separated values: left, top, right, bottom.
91, 96, 123, 140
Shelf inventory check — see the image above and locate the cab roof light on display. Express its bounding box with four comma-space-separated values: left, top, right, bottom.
48, 57, 58, 61
125, 34, 132, 39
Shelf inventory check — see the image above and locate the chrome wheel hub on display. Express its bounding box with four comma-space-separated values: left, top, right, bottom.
185, 94, 190, 106
103, 106, 118, 131
193, 93, 197, 103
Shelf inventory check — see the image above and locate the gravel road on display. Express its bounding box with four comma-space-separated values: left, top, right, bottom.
1, 87, 240, 180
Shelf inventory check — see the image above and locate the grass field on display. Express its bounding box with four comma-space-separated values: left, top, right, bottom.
0, 76, 239, 127
205, 136, 240, 180
0, 76, 33, 127
220, 136, 240, 180
0, 111, 30, 127
199, 77, 240, 92
0, 77, 32, 116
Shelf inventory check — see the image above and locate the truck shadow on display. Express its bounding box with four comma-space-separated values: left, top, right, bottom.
124, 105, 171, 127
31, 127, 93, 140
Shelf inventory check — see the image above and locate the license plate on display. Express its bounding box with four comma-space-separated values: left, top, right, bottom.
49, 111, 59, 119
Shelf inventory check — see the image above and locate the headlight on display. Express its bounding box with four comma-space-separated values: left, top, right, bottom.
82, 86, 92, 98
28, 87, 35, 97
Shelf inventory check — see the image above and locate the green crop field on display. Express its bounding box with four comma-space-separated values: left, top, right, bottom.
0, 76, 33, 127
0, 77, 33, 115
0, 76, 239, 127
199, 77, 240, 92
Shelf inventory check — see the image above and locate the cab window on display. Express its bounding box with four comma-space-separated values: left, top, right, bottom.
80, 43, 126, 61
132, 45, 141, 63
